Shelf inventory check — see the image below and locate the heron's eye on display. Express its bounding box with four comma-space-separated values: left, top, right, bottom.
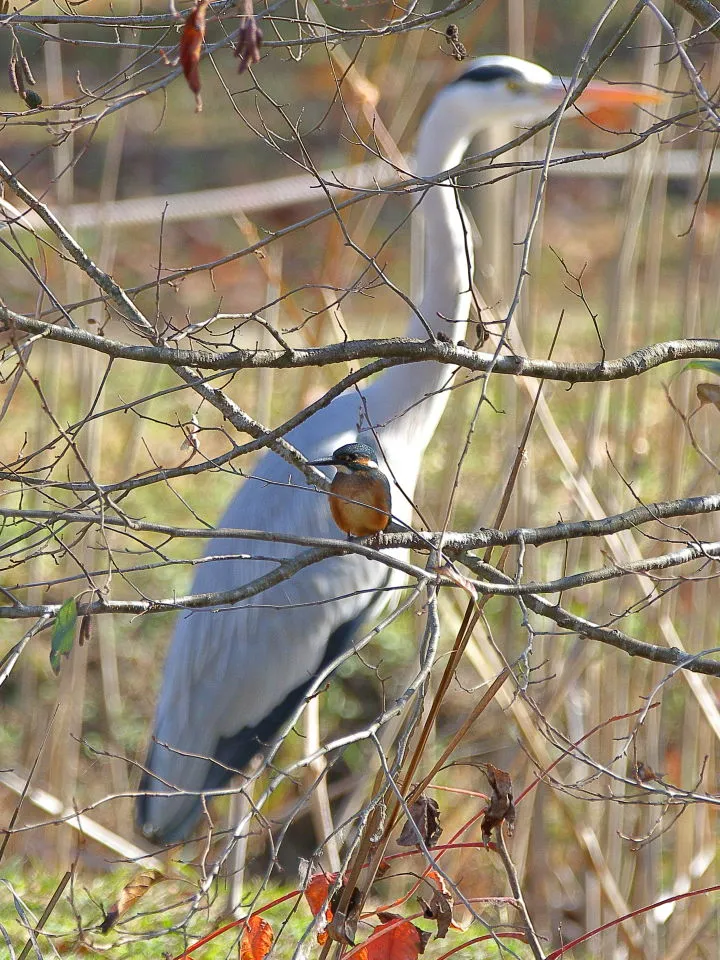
506, 79, 522, 93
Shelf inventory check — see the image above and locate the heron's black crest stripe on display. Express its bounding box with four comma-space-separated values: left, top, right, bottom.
453, 64, 524, 85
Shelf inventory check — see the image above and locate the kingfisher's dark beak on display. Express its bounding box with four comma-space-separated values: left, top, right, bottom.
307, 456, 337, 467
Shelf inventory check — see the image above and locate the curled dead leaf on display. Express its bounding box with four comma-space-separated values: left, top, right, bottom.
480, 764, 515, 844
181, 414, 201, 452
234, 18, 263, 73
8, 57, 21, 95
418, 870, 455, 939
696, 382, 720, 411
434, 563, 477, 601
179, 0, 208, 111
100, 868, 165, 933
634, 761, 664, 783
326, 885, 362, 946
396, 794, 442, 849
78, 613, 92, 647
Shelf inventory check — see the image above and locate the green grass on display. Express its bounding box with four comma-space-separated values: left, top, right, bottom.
0, 859, 532, 959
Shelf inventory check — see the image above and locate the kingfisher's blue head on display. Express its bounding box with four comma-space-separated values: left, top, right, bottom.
309, 442, 380, 473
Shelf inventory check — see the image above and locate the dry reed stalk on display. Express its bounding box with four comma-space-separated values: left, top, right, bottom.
303, 699, 341, 872
227, 755, 260, 917
442, 594, 652, 950
41, 20, 88, 868
92, 54, 135, 833
18, 347, 63, 776
255, 245, 282, 430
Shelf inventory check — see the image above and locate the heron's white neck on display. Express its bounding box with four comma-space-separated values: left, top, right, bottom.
365, 96, 476, 460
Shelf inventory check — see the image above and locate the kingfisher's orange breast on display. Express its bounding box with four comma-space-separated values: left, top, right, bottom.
329, 472, 391, 537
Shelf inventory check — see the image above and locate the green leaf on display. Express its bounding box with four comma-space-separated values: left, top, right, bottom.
49, 597, 78, 675
683, 360, 720, 377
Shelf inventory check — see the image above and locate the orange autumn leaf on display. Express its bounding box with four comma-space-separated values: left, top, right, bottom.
304, 871, 337, 945
362, 915, 430, 960
179, 0, 208, 111
304, 871, 333, 914
239, 915, 274, 960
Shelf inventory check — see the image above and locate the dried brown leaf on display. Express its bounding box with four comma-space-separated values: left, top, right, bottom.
78, 613, 92, 647
181, 414, 201, 452
8, 57, 21, 95
434, 562, 477, 600
234, 19, 263, 73
418, 870, 455, 939
696, 382, 720, 410
481, 764, 515, 843
634, 761, 664, 783
100, 869, 165, 933
396, 795, 442, 849
326, 885, 362, 946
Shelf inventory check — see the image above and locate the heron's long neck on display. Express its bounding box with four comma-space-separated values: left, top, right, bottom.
366, 99, 474, 459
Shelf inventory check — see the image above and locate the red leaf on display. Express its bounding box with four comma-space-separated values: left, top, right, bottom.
179, 0, 208, 111
304, 871, 334, 915
363, 915, 430, 960
304, 871, 337, 945
239, 915, 273, 960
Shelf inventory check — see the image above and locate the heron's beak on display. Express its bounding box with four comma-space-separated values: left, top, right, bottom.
546, 76, 665, 130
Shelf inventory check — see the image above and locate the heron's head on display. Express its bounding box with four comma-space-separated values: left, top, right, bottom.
309, 442, 380, 474
423, 54, 661, 148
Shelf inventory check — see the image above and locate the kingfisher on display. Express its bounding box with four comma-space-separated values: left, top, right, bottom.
309, 442, 392, 538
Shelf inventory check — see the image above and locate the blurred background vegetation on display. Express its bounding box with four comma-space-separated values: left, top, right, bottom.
1, 0, 718, 957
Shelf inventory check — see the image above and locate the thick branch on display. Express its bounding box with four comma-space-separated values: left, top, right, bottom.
671, 0, 720, 39
2, 305, 718, 380
462, 558, 720, 677
2, 493, 719, 547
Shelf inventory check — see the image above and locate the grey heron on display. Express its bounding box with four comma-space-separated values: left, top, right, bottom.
137, 56, 651, 843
